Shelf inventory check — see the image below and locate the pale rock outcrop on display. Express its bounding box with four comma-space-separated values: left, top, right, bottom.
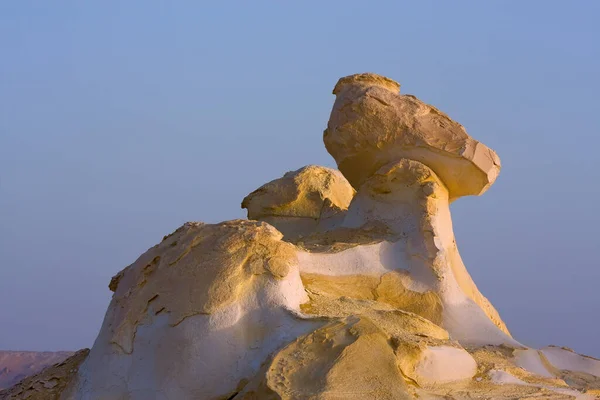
242, 165, 354, 238
105, 220, 300, 354
63, 220, 320, 400
298, 158, 513, 346
400, 345, 477, 386
9, 73, 599, 399
324, 72, 500, 200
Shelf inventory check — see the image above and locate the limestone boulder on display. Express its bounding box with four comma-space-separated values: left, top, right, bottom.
324, 73, 501, 200
242, 165, 355, 237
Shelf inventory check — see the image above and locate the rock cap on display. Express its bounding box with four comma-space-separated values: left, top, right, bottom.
325, 73, 501, 200
333, 72, 400, 95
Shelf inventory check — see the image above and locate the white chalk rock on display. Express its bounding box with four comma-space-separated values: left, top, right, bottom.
12, 73, 598, 400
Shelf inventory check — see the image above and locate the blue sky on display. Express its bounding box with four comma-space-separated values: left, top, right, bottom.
1, 1, 599, 356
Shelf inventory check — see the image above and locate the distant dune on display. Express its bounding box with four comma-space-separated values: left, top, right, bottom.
0, 351, 73, 389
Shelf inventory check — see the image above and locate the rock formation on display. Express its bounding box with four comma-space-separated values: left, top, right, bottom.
0, 352, 75, 390
0, 350, 88, 400
324, 73, 500, 201
3, 73, 598, 399
241, 165, 354, 239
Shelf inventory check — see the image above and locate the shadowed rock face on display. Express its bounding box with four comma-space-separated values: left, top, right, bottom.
9, 73, 599, 399
324, 72, 501, 200
0, 351, 74, 390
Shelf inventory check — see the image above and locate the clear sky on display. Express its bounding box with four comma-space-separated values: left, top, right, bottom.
1, 2, 599, 357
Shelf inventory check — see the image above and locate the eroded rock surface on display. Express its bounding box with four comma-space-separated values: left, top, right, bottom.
297, 158, 512, 345
11, 73, 598, 399
65, 220, 316, 400
106, 220, 299, 354
0, 350, 88, 400
265, 317, 412, 400
0, 351, 74, 390
242, 165, 355, 238
324, 72, 500, 200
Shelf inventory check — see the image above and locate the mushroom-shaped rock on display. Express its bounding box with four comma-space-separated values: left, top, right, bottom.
37, 74, 600, 400
337, 158, 514, 345
242, 165, 355, 237
324, 73, 501, 200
